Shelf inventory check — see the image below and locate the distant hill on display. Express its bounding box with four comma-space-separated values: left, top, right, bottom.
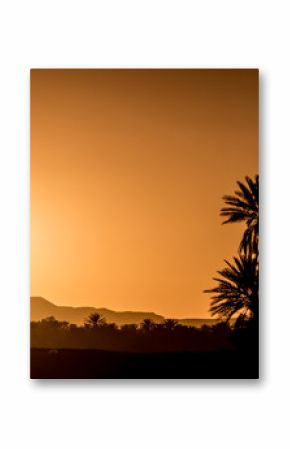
30, 297, 220, 327
30, 297, 164, 326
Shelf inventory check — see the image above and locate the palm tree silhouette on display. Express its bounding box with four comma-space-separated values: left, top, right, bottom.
204, 252, 258, 324
84, 312, 106, 328
162, 319, 178, 331
221, 175, 259, 255
140, 319, 155, 332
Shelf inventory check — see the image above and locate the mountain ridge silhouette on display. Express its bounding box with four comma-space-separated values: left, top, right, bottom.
30, 296, 220, 327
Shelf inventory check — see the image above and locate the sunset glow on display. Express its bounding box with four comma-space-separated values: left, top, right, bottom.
30, 69, 258, 318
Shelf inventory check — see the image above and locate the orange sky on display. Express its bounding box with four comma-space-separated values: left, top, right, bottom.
30, 69, 258, 318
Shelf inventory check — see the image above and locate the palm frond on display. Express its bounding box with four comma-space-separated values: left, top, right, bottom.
204, 253, 258, 323
220, 175, 259, 256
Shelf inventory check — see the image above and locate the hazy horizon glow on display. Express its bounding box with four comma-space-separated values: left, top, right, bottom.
31, 69, 258, 318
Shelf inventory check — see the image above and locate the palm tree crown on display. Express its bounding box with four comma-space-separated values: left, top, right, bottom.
221, 175, 259, 255
140, 319, 156, 332
84, 312, 106, 328
204, 252, 258, 324
162, 319, 178, 331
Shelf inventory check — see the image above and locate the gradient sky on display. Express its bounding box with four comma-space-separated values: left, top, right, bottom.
31, 69, 258, 318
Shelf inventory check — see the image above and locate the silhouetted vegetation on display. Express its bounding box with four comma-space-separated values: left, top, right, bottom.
84, 312, 107, 328
221, 175, 259, 256
205, 253, 258, 323
31, 315, 234, 353
205, 175, 259, 330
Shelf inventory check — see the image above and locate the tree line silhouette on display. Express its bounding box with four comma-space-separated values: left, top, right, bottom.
31, 315, 235, 352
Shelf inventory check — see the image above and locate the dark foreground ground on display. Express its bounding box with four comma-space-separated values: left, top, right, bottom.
31, 348, 258, 379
